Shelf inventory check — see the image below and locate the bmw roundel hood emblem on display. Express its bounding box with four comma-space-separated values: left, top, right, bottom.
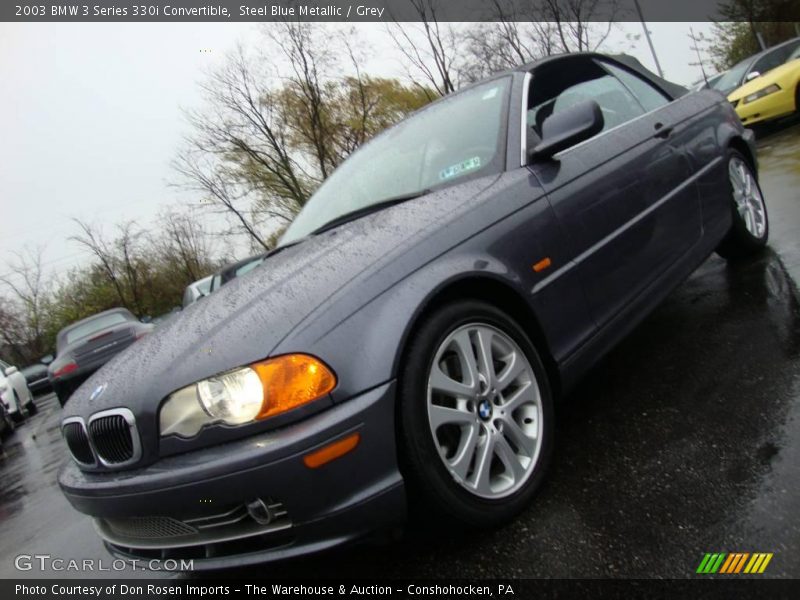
89, 383, 107, 402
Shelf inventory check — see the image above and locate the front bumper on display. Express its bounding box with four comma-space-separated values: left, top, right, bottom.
734, 88, 796, 125
59, 381, 406, 569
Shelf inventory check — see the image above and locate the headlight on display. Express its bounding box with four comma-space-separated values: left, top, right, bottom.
160, 354, 336, 438
743, 83, 781, 104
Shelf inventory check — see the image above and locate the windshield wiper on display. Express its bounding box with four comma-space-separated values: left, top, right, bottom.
309, 189, 432, 237
265, 236, 310, 258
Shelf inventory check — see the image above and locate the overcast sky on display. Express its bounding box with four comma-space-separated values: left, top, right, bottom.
0, 21, 714, 284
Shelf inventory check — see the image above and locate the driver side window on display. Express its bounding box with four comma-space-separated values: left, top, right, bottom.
527, 59, 644, 142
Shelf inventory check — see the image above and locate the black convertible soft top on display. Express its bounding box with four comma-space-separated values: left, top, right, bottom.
610, 53, 689, 99
516, 52, 689, 100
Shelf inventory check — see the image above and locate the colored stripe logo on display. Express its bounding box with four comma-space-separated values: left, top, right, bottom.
696, 552, 773, 574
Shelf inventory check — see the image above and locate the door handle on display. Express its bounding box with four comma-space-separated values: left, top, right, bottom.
653, 122, 673, 139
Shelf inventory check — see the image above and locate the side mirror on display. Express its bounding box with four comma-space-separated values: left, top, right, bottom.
5, 366, 18, 375
530, 100, 604, 161
40, 354, 54, 365
745, 70, 761, 82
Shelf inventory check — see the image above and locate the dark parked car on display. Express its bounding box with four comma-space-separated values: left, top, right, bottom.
21, 363, 53, 396
49, 308, 153, 406
58, 53, 767, 569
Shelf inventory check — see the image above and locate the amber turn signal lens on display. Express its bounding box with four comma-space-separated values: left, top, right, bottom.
251, 354, 336, 420
303, 433, 361, 469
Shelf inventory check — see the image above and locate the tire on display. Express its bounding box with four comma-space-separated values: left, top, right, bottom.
716, 149, 769, 260
397, 299, 554, 528
10, 391, 26, 423
795, 84, 800, 114
25, 401, 38, 416
1, 414, 14, 438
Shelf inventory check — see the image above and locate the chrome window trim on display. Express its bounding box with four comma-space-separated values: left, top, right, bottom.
87, 407, 142, 468
551, 103, 668, 159
520, 71, 531, 167
525, 57, 680, 162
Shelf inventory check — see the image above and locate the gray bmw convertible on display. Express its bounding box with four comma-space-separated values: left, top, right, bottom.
58, 53, 767, 568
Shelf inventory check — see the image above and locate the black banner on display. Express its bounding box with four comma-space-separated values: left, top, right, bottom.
4, 580, 800, 600
4, 0, 800, 23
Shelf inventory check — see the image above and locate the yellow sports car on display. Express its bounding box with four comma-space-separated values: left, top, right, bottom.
711, 37, 800, 126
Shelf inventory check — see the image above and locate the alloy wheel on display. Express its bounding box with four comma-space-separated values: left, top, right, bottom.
426, 323, 543, 499
729, 156, 767, 239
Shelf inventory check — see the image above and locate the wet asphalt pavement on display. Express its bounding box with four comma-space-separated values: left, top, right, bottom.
2, 121, 800, 580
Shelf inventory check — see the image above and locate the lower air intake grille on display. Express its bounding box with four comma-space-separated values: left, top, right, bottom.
105, 516, 198, 539
63, 421, 94, 465
88, 414, 134, 464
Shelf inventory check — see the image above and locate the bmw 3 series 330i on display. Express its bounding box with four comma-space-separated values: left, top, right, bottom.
58, 52, 768, 569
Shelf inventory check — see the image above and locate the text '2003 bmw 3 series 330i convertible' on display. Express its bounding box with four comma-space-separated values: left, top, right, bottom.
58, 52, 768, 569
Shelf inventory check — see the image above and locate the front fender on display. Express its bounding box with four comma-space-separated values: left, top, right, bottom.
283, 251, 529, 404
272, 175, 589, 403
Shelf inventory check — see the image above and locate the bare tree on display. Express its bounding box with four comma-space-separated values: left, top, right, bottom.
388, 0, 459, 97
173, 148, 273, 250
175, 26, 433, 249
0, 247, 51, 361
116, 222, 146, 315
537, 0, 619, 53
156, 210, 217, 282
0, 303, 29, 363
70, 219, 129, 306
267, 22, 340, 179
461, 0, 621, 83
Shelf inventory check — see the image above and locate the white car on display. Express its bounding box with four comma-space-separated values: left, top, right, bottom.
0, 359, 37, 423
182, 274, 213, 308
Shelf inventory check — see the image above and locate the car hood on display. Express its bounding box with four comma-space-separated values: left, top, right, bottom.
63, 174, 503, 419
728, 59, 800, 101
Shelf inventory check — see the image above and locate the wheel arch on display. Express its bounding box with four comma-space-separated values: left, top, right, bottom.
394, 275, 562, 399
728, 135, 757, 175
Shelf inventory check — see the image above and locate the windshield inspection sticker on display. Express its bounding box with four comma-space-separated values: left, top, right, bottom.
439, 156, 482, 181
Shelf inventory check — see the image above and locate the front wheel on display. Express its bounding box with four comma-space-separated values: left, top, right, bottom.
716, 150, 769, 260
398, 300, 554, 528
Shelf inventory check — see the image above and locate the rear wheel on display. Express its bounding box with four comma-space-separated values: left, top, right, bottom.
716, 150, 769, 260
398, 300, 554, 528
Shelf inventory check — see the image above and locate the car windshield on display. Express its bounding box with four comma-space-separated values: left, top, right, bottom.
711, 59, 753, 94
64, 313, 130, 346
280, 77, 511, 245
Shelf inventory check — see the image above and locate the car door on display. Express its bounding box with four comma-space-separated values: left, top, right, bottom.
526, 56, 702, 329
